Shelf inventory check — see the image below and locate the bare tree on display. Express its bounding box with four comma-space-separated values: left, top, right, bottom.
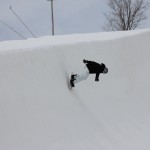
103, 0, 149, 31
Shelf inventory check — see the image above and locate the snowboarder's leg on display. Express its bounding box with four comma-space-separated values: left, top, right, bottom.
74, 67, 89, 84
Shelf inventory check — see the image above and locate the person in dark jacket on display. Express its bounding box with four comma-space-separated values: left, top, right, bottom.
70, 59, 108, 87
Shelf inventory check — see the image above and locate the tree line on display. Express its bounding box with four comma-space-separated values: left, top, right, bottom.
103, 0, 149, 31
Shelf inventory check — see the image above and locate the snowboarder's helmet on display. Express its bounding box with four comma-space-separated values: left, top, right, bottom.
101, 63, 106, 68
103, 67, 108, 74
101, 63, 108, 74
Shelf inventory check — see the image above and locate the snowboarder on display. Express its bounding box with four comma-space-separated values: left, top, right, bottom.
70, 59, 108, 88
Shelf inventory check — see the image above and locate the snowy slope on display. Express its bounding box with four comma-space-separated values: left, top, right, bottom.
0, 29, 150, 150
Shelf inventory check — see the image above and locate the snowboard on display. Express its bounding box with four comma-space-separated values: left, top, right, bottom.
69, 73, 76, 90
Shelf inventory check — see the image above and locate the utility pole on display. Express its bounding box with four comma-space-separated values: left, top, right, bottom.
47, 0, 55, 36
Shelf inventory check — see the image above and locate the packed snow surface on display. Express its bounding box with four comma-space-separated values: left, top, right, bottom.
0, 29, 150, 150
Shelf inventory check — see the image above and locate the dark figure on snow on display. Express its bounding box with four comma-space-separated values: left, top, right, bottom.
70, 59, 108, 87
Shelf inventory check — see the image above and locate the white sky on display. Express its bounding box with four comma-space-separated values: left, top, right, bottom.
0, 0, 150, 41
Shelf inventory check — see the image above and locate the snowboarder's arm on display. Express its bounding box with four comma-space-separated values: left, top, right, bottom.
83, 59, 93, 64
95, 73, 100, 81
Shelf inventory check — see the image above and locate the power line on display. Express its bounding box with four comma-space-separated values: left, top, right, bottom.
0, 20, 27, 39
10, 6, 36, 38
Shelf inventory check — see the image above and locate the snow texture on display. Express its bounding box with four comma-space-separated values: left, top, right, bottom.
0, 29, 150, 150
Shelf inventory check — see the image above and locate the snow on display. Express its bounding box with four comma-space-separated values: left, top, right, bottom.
0, 29, 150, 150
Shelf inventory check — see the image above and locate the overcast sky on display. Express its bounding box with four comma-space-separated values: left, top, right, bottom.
0, 0, 150, 41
